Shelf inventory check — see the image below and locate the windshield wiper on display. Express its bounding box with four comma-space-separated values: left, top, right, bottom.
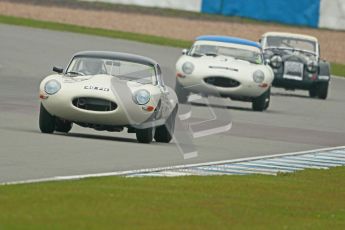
291, 48, 317, 56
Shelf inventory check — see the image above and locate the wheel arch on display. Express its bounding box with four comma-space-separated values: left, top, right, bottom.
318, 60, 331, 78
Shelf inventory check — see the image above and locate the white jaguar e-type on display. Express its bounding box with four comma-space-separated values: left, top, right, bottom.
176, 36, 274, 111
39, 51, 178, 143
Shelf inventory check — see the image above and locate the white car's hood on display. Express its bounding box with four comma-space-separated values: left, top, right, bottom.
198, 55, 250, 65
177, 55, 270, 80
190, 55, 260, 73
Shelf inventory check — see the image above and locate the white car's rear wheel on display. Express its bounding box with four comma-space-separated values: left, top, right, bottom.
39, 103, 55, 133
136, 127, 154, 144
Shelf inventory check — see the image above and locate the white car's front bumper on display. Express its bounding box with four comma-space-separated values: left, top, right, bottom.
41, 89, 155, 126
177, 74, 270, 98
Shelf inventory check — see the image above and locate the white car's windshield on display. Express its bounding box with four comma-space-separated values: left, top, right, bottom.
265, 36, 316, 54
189, 45, 263, 64
67, 57, 157, 84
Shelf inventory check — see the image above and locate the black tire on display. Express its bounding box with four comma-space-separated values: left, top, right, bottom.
154, 107, 177, 143
175, 80, 189, 104
317, 82, 329, 100
252, 88, 270, 111
263, 88, 271, 110
136, 127, 154, 144
55, 118, 73, 133
309, 86, 317, 98
39, 104, 55, 133
317, 60, 330, 100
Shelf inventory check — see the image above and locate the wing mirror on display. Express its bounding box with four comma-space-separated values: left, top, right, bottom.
182, 49, 188, 55
265, 59, 271, 65
53, 66, 64, 74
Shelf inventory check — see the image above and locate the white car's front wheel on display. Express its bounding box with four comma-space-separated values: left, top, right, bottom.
55, 118, 73, 133
252, 88, 270, 112
39, 103, 56, 133
136, 127, 154, 144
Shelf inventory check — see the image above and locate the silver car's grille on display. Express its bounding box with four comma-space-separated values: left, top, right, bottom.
204, 76, 240, 88
283, 61, 304, 80
72, 97, 117, 112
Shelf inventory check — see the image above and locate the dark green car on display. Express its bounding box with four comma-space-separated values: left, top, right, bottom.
261, 32, 330, 99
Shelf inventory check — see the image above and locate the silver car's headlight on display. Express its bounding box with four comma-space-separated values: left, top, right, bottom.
270, 55, 282, 68
44, 80, 61, 95
307, 60, 318, 73
182, 62, 194, 75
134, 89, 151, 105
253, 70, 265, 83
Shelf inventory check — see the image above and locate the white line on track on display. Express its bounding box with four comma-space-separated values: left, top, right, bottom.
1, 145, 345, 185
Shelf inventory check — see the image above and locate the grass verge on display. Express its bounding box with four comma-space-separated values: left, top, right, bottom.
0, 14, 344, 77
331, 63, 345, 77
1, 167, 345, 229
0, 15, 191, 48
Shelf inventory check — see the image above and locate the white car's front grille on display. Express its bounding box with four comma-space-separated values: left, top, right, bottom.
204, 76, 240, 88
72, 97, 117, 112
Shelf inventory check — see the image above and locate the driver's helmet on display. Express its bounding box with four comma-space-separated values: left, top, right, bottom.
81, 58, 104, 75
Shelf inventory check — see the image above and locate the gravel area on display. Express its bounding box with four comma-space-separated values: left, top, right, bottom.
0, 0, 344, 63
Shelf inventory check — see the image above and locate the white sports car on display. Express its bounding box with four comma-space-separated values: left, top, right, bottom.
176, 36, 274, 111
39, 51, 178, 143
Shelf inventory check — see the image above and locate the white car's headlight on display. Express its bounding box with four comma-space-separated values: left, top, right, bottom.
253, 70, 265, 83
44, 80, 61, 95
134, 89, 151, 105
270, 55, 282, 68
182, 62, 194, 75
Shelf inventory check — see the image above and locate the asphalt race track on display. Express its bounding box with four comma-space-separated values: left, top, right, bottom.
1, 24, 345, 183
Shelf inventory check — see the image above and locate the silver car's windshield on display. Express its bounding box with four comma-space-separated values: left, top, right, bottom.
66, 57, 157, 84
189, 45, 263, 64
265, 36, 316, 54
